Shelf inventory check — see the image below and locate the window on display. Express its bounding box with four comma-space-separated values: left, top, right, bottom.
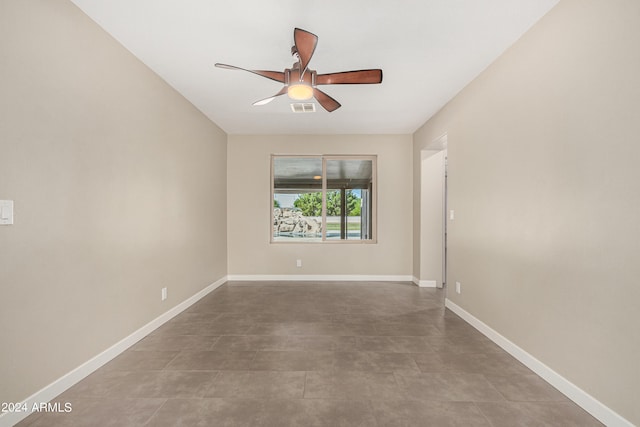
272, 155, 376, 243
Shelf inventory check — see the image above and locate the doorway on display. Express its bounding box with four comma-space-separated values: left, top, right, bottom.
442, 153, 448, 288
419, 133, 447, 289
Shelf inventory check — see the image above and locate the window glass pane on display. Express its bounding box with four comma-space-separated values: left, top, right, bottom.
273, 157, 323, 242
325, 189, 342, 240
325, 158, 374, 241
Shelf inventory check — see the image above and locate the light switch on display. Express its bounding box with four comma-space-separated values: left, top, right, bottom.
0, 200, 14, 225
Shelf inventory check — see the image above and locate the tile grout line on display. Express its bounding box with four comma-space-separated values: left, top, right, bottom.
207, 335, 222, 351
141, 398, 169, 427
161, 350, 183, 371
471, 401, 498, 427
302, 371, 308, 399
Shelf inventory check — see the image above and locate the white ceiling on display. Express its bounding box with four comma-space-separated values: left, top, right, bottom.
69, 0, 559, 135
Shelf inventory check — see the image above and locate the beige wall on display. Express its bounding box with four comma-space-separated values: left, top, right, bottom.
413, 0, 640, 423
227, 134, 412, 277
0, 0, 227, 405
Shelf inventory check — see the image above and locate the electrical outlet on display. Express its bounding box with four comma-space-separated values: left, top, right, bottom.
296, 259, 302, 268
161, 287, 168, 301
455, 282, 461, 294
449, 209, 455, 220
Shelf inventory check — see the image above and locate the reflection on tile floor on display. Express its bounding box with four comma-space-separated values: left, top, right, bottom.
17, 281, 603, 426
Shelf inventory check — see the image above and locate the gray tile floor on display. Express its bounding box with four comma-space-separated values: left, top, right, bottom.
18, 281, 602, 426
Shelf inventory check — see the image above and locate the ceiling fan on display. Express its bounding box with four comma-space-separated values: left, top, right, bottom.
215, 28, 383, 112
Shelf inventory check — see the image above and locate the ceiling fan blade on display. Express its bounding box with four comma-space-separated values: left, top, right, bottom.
293, 28, 318, 75
313, 88, 341, 112
252, 87, 287, 106
215, 63, 285, 83
316, 69, 383, 85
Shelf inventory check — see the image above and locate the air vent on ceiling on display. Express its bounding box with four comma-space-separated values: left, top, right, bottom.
290, 103, 316, 113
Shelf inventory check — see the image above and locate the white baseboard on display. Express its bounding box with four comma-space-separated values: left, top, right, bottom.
227, 274, 414, 282
445, 298, 634, 427
0, 276, 228, 427
412, 277, 437, 288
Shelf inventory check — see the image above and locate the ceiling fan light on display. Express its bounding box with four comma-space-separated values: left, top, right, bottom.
287, 84, 313, 100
